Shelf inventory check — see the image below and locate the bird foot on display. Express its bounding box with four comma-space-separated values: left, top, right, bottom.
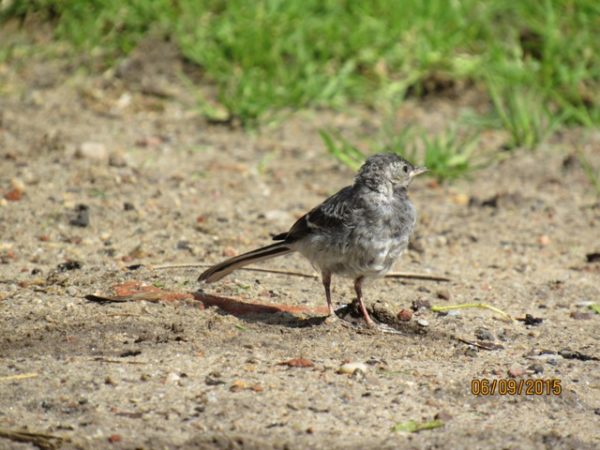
324, 314, 338, 325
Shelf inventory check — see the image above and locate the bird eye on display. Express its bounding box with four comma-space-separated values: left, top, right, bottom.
402, 165, 409, 173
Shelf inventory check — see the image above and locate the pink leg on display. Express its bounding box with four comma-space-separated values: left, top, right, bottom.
322, 271, 334, 316
354, 277, 374, 327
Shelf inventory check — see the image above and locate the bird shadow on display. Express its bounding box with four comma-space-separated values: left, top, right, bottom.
85, 280, 434, 335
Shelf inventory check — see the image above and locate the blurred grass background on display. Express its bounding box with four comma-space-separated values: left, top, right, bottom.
1, 0, 598, 182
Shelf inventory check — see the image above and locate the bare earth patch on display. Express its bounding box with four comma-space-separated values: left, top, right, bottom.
1, 41, 599, 449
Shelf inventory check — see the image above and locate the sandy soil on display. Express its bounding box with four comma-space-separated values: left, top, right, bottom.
1, 37, 599, 450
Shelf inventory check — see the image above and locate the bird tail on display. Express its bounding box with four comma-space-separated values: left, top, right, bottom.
198, 242, 293, 283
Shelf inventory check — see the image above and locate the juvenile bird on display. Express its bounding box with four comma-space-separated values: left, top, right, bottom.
198, 153, 426, 326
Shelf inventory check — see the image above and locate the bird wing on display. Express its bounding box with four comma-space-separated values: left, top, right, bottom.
275, 185, 355, 244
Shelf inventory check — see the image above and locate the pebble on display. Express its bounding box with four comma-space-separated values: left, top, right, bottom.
109, 152, 128, 167
205, 371, 224, 386
11, 178, 26, 192
4, 188, 23, 201
451, 193, 469, 206
165, 372, 180, 384
338, 362, 368, 375
70, 204, 90, 227
107, 434, 122, 443
416, 319, 429, 328
507, 366, 526, 378
523, 314, 543, 326
230, 380, 249, 392
436, 288, 451, 301
57, 260, 82, 272
397, 309, 413, 322
66, 287, 78, 296
77, 141, 108, 161
411, 299, 431, 311
475, 328, 494, 341
223, 247, 237, 257
527, 364, 544, 374
569, 311, 591, 320
434, 410, 453, 421
177, 240, 192, 251
279, 358, 314, 368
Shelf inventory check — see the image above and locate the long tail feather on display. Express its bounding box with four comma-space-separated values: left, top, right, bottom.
198, 242, 293, 283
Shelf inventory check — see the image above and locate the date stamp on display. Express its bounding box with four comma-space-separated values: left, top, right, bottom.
471, 378, 562, 396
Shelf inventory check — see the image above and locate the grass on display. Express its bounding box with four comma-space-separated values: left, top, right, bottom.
320, 126, 482, 183
1, 0, 599, 177
487, 83, 564, 150
577, 152, 600, 196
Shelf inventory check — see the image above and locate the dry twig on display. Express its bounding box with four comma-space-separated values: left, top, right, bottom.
152, 263, 450, 282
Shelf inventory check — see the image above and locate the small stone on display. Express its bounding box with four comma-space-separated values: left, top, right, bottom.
77, 141, 108, 161
66, 286, 78, 296
107, 434, 122, 443
507, 366, 526, 378
11, 178, 26, 192
177, 240, 192, 251
230, 380, 249, 392
416, 319, 429, 328
205, 371, 224, 386
108, 152, 127, 167
585, 252, 600, 263
223, 247, 237, 257
279, 358, 314, 368
123, 202, 135, 211
411, 299, 431, 311
70, 204, 90, 227
436, 288, 451, 301
397, 309, 413, 322
474, 328, 494, 341
338, 362, 368, 375
523, 314, 543, 326
408, 238, 425, 254
464, 347, 478, 357
4, 188, 23, 201
538, 235, 550, 246
452, 193, 469, 206
570, 311, 591, 320
527, 364, 544, 374
165, 372, 180, 384
57, 260, 82, 272
105, 376, 117, 385
434, 410, 453, 421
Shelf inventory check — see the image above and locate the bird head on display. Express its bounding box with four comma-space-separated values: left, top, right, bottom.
356, 153, 427, 191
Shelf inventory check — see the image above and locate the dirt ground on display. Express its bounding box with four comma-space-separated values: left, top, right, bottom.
1, 37, 599, 450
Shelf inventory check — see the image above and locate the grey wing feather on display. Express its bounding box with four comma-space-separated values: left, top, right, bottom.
278, 185, 355, 244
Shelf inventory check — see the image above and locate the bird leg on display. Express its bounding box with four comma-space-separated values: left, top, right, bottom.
322, 271, 334, 316
354, 276, 374, 327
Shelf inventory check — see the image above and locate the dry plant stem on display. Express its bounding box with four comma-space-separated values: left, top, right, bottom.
152, 263, 450, 282
0, 428, 63, 450
432, 303, 513, 322
0, 373, 38, 382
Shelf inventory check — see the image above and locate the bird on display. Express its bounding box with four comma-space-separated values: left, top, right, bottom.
198, 153, 427, 326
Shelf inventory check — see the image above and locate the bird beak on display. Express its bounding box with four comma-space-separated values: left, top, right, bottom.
410, 166, 428, 178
